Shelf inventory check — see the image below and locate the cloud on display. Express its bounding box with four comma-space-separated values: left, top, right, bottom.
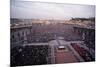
10, 1, 95, 19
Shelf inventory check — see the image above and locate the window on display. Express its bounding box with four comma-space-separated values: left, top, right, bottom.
17, 32, 20, 37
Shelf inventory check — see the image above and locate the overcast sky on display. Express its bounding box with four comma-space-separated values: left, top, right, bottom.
10, 1, 95, 20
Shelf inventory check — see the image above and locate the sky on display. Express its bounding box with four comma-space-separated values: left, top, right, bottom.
10, 0, 95, 20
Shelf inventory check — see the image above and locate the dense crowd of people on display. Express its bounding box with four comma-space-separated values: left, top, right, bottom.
11, 45, 49, 66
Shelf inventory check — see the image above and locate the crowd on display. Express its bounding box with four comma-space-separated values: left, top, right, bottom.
11, 45, 49, 66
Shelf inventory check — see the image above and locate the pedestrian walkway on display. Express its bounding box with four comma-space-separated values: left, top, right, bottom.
49, 36, 84, 63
